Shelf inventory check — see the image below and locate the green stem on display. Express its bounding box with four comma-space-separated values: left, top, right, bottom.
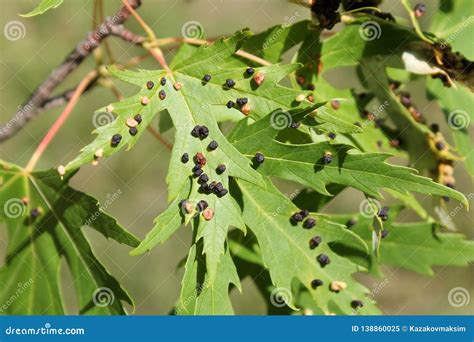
342, 6, 382, 15
400, 0, 434, 44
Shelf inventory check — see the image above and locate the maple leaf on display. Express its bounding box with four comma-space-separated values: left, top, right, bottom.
0, 161, 138, 314
66, 30, 305, 284
229, 108, 467, 202
175, 242, 240, 315
68, 30, 358, 282
330, 205, 474, 276
47, 19, 471, 316
233, 178, 380, 315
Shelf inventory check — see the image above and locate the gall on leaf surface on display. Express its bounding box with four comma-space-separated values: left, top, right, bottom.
233, 178, 380, 315
67, 30, 342, 282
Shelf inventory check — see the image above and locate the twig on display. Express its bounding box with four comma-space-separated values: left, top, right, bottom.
0, 0, 141, 142
122, 0, 155, 40
41, 76, 99, 111
35, 54, 149, 113
148, 48, 172, 74
25, 70, 99, 172
235, 50, 272, 66
110, 25, 145, 45
121, 2, 172, 74
97, 0, 116, 63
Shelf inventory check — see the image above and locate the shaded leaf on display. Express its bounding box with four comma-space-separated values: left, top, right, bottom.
0, 161, 138, 314
175, 243, 240, 315
331, 206, 474, 275
429, 0, 474, 59
427, 78, 474, 176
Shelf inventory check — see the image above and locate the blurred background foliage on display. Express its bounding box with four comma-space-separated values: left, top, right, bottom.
0, 0, 472, 314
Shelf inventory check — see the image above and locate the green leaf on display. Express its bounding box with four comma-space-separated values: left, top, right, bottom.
320, 16, 424, 71
230, 109, 467, 203
331, 206, 474, 276
229, 231, 300, 315
20, 0, 63, 17
132, 174, 245, 283
189, 20, 310, 69
429, 0, 474, 59
427, 78, 474, 176
234, 178, 379, 315
307, 105, 363, 134
65, 30, 311, 196
238, 20, 310, 64
358, 57, 437, 170
67, 30, 338, 282
0, 161, 139, 314
291, 26, 402, 155
130, 185, 186, 256
175, 243, 240, 315
385, 189, 433, 221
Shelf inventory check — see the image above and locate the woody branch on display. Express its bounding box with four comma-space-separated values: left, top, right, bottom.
0, 0, 141, 142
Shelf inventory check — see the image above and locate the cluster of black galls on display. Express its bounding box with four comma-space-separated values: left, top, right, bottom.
224, 68, 254, 108
311, 0, 341, 29
227, 97, 248, 109
291, 209, 316, 229
182, 125, 229, 198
